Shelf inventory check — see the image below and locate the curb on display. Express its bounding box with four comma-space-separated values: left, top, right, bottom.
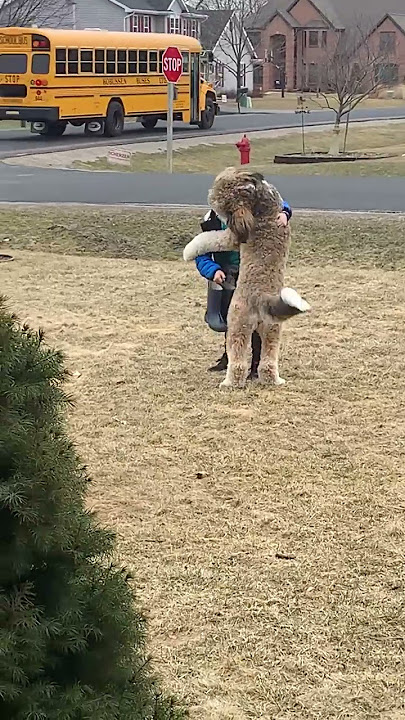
0, 201, 404, 218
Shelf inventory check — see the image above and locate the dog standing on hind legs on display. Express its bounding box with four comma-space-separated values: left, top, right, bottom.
183, 168, 310, 389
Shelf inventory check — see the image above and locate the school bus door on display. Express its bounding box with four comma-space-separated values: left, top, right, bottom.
190, 52, 200, 124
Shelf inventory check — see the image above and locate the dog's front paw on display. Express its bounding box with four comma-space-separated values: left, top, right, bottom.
274, 376, 286, 386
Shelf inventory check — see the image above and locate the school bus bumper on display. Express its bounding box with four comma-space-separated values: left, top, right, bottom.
0, 106, 59, 122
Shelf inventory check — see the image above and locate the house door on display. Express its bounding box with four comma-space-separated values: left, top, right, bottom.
190, 52, 200, 124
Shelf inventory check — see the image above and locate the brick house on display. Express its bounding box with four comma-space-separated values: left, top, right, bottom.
368, 14, 405, 86
248, 0, 405, 93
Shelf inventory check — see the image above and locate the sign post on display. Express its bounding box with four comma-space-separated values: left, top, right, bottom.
162, 46, 183, 174
167, 81, 174, 174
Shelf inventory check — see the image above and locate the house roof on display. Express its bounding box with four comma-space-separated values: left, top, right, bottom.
111, 0, 194, 13
301, 0, 344, 29
200, 9, 233, 49
247, 0, 290, 30
118, 0, 173, 10
310, 0, 405, 29
382, 13, 405, 34
248, 0, 405, 32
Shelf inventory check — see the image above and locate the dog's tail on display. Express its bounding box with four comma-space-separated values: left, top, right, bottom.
266, 288, 311, 321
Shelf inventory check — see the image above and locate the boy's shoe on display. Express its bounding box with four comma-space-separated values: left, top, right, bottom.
208, 352, 228, 372
247, 363, 259, 381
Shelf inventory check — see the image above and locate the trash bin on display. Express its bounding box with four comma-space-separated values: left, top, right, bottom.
237, 86, 248, 107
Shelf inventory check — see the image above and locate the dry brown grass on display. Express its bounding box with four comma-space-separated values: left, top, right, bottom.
220, 90, 405, 112
76, 122, 405, 177
2, 208, 405, 719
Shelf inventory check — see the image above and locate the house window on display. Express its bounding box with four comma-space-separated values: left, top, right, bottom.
214, 61, 225, 87
308, 31, 318, 47
379, 32, 396, 54
322, 31, 327, 48
168, 16, 180, 33
129, 14, 151, 32
375, 62, 399, 84
182, 18, 198, 37
167, 16, 198, 37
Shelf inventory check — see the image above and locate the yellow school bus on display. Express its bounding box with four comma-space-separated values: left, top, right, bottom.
0, 27, 218, 137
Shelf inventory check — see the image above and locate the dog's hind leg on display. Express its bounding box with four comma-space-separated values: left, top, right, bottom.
257, 322, 285, 386
220, 309, 254, 389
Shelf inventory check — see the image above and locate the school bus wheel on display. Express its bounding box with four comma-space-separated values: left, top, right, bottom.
84, 120, 104, 136
31, 120, 67, 137
104, 101, 125, 137
141, 116, 158, 130
198, 97, 215, 130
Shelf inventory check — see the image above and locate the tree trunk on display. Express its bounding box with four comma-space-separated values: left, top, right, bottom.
329, 115, 341, 155
280, 66, 285, 98
236, 61, 241, 114
343, 111, 351, 153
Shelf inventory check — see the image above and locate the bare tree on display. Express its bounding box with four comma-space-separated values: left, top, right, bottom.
197, 0, 266, 112
311, 22, 393, 154
0, 0, 72, 28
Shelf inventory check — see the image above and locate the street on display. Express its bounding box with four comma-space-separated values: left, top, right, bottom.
1, 164, 405, 212
0, 105, 404, 158
0, 105, 404, 211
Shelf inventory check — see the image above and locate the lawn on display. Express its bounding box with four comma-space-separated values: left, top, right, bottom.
2, 207, 405, 720
76, 122, 405, 177
244, 90, 405, 112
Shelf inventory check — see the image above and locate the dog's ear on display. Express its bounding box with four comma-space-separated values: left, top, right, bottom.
250, 172, 265, 184
228, 206, 254, 243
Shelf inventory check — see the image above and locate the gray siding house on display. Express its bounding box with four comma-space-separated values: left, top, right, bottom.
0, 0, 206, 38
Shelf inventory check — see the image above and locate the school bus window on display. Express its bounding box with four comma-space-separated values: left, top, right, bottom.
182, 52, 189, 73
106, 49, 116, 74
80, 49, 93, 73
56, 48, 66, 74
68, 48, 78, 74
139, 50, 147, 73
128, 50, 137, 74
32, 53, 50, 74
159, 50, 163, 73
117, 49, 126, 74
95, 49, 105, 74
149, 50, 158, 72
0, 53, 27, 73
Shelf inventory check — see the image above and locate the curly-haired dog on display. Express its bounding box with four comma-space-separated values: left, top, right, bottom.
183, 167, 310, 389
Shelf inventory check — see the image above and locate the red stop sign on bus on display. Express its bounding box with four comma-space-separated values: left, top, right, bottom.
162, 46, 183, 83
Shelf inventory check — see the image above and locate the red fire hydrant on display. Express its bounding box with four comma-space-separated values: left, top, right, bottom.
236, 134, 251, 165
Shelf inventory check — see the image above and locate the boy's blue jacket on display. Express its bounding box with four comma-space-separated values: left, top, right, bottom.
195, 200, 292, 281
